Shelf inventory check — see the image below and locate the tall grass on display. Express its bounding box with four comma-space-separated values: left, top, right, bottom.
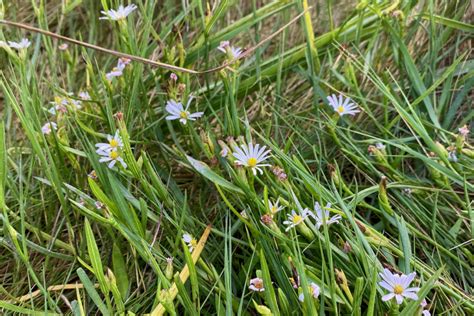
0, 0, 472, 315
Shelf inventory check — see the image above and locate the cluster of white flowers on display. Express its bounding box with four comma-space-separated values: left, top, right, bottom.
41, 91, 91, 135
283, 202, 341, 232
95, 130, 127, 169
48, 94, 83, 115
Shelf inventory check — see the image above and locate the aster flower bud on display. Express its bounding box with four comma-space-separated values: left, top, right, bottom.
165, 257, 174, 280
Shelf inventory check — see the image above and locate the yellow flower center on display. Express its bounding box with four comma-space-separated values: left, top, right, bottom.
393, 284, 403, 295
337, 106, 345, 113
109, 151, 119, 159
180, 111, 189, 119
190, 239, 197, 247
247, 157, 258, 167
271, 206, 278, 213
109, 139, 119, 148
253, 280, 263, 290
292, 215, 302, 224
54, 96, 64, 105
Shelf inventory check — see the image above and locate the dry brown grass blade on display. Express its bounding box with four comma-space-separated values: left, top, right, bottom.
149, 224, 212, 316
0, 7, 309, 75
13, 283, 99, 303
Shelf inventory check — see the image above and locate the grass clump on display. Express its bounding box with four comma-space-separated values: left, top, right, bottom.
0, 0, 473, 315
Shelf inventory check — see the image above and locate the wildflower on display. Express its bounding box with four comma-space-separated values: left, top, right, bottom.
240, 210, 248, 219
283, 210, 307, 231
95, 201, 104, 209
448, 150, 458, 162
375, 143, 386, 150
95, 130, 124, 153
421, 299, 431, 316
105, 58, 131, 81
41, 122, 57, 135
165, 97, 204, 125
271, 165, 287, 181
249, 277, 265, 292
48, 96, 69, 115
182, 233, 197, 253
458, 125, 469, 137
268, 198, 284, 216
217, 41, 243, 59
298, 282, 320, 302
232, 143, 271, 175
8, 38, 31, 50
289, 277, 300, 289
220, 147, 229, 157
379, 269, 420, 305
99, 4, 137, 21
305, 202, 341, 229
88, 170, 98, 179
58, 43, 68, 50
327, 94, 360, 116
69, 99, 82, 110
97, 149, 127, 169
79, 91, 91, 100
170, 73, 178, 81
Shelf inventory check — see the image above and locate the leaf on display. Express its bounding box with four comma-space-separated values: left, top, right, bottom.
187, 156, 243, 194
76, 268, 110, 316
112, 243, 130, 299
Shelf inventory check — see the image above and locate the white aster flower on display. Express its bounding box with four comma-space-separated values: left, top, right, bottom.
95, 130, 124, 153
8, 38, 31, 50
79, 91, 91, 100
249, 277, 265, 292
420, 299, 431, 316
283, 210, 307, 232
327, 94, 360, 116
305, 202, 341, 229
217, 41, 243, 59
41, 122, 57, 135
298, 282, 320, 302
58, 43, 69, 51
379, 269, 420, 305
268, 198, 284, 216
448, 150, 458, 162
165, 97, 204, 125
48, 96, 69, 115
97, 149, 127, 169
99, 4, 137, 21
182, 233, 197, 253
106, 58, 131, 81
375, 143, 386, 150
69, 99, 82, 110
232, 143, 271, 175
